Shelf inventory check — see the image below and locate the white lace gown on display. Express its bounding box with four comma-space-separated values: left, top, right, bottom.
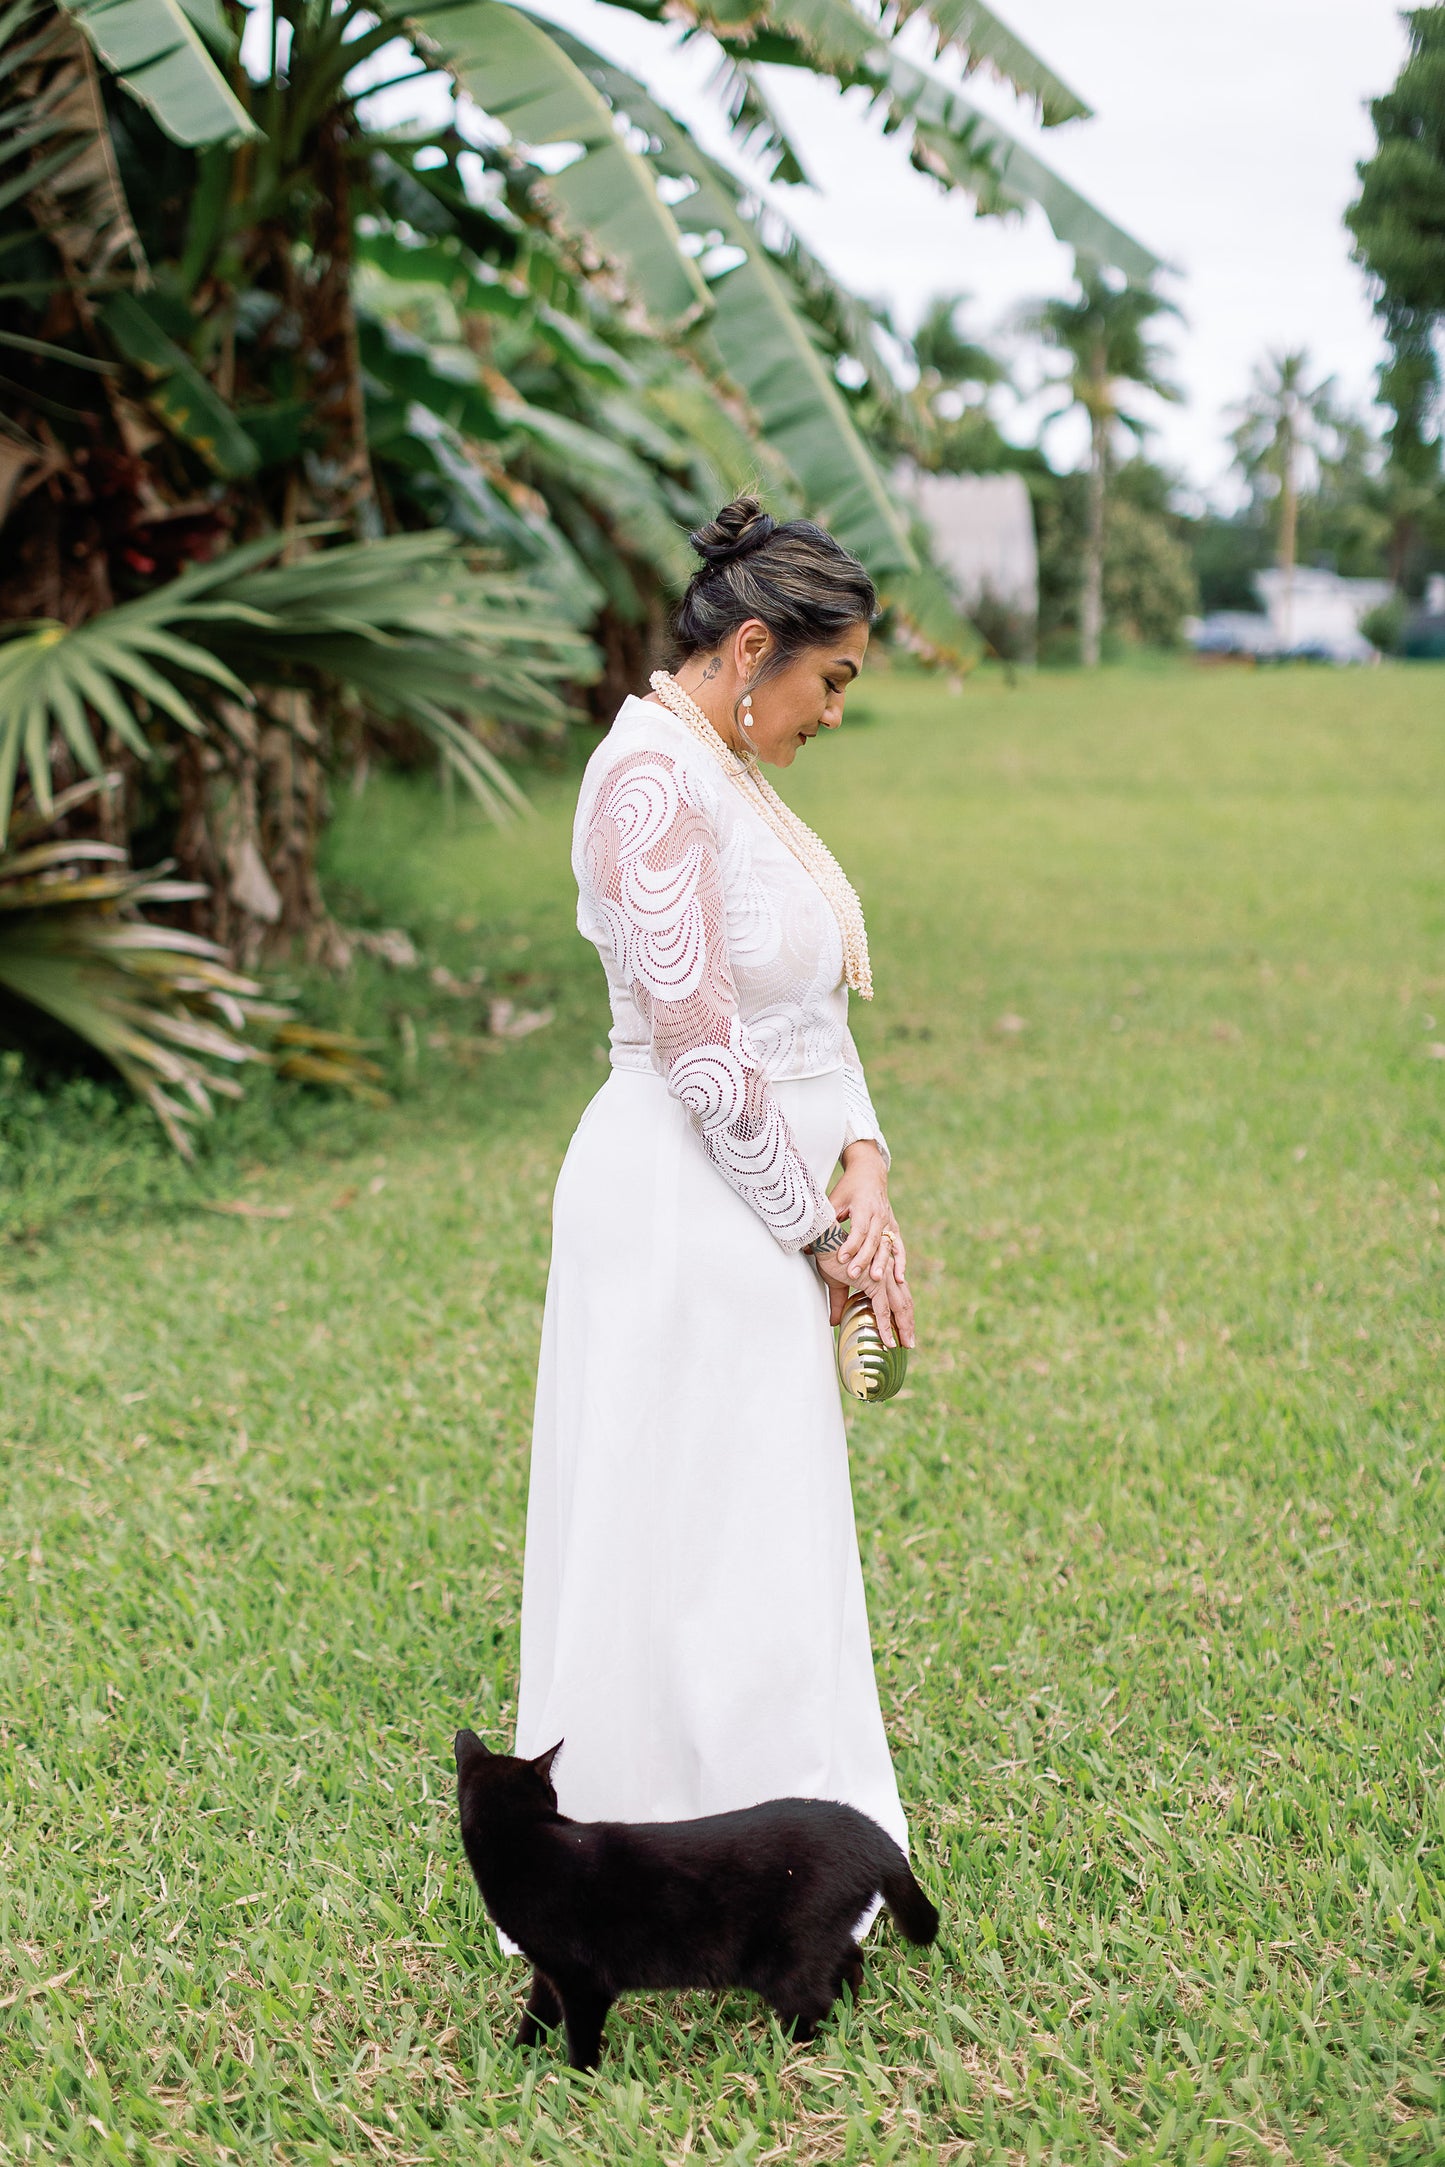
509, 694, 906, 1932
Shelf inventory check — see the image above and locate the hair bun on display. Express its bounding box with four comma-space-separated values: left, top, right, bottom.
689, 495, 776, 568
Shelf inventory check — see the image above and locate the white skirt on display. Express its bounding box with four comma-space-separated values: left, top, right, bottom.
507, 1066, 906, 1951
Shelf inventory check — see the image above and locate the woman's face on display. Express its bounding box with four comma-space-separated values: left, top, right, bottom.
741, 621, 871, 768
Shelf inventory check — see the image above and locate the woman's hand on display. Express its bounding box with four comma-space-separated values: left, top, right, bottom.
812, 1242, 915, 1350
829, 1140, 907, 1286
814, 1141, 914, 1350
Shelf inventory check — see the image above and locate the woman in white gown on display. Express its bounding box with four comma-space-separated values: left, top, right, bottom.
510, 497, 916, 1915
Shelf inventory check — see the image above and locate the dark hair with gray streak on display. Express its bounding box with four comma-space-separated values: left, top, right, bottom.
674, 496, 878, 680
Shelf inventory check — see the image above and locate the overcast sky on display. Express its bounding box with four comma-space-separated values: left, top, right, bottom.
526, 0, 1413, 501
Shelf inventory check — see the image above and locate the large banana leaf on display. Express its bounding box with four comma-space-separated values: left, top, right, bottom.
907, 88, 1161, 281
404, 0, 710, 332
742, 190, 901, 411
357, 312, 510, 450
363, 399, 607, 623
526, 19, 914, 577
59, 0, 257, 146
717, 0, 1159, 279
593, 0, 1089, 127
887, 0, 1088, 124
698, 230, 915, 570
360, 224, 638, 388
355, 101, 896, 576
641, 355, 803, 515
498, 395, 697, 585
101, 290, 260, 476
356, 227, 728, 602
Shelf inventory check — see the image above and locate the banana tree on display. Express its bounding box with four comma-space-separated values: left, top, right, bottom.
2, 0, 1157, 1030
169, 0, 1153, 561
390, 0, 1158, 589
7, 0, 1154, 585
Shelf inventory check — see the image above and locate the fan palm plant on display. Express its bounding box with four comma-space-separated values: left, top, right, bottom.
0, 778, 384, 1152
0, 527, 594, 833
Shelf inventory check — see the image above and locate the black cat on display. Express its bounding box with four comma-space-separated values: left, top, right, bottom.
454, 1729, 939, 2069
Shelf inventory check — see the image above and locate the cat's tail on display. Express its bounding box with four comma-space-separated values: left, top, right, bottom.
878, 1844, 940, 1946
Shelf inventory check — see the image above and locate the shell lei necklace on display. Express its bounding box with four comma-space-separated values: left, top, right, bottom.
649, 670, 873, 999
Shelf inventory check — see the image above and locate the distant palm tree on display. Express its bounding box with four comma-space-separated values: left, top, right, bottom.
890, 293, 1014, 472
1023, 277, 1182, 666
912, 293, 1010, 398
1228, 352, 1343, 644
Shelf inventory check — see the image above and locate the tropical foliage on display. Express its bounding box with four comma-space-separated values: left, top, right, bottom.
1226, 349, 1345, 638
0, 0, 1156, 1136
1347, 4, 1445, 488
1034, 457, 1197, 661
1018, 275, 1181, 667
1347, 4, 1445, 598
865, 289, 1026, 479
1186, 401, 1439, 618
0, 776, 384, 1152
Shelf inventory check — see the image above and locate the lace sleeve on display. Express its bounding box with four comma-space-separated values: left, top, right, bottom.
840, 1023, 890, 1168
583, 748, 837, 1253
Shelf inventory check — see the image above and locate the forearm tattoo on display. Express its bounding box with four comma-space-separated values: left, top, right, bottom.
806, 1220, 849, 1256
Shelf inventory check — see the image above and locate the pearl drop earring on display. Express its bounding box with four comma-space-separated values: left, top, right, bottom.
738, 688, 756, 741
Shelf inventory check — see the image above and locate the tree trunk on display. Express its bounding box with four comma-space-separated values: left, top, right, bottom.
170, 694, 337, 968
1278, 409, 1298, 647
309, 109, 378, 537
1079, 410, 1107, 669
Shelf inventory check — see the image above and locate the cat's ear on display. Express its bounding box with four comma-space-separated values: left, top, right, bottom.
454, 1728, 491, 1770
532, 1740, 564, 1783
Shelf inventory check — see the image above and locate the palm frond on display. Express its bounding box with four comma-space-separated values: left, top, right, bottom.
0, 529, 599, 834
0, 826, 271, 1155
0, 593, 254, 826
186, 532, 599, 819
0, 815, 392, 1150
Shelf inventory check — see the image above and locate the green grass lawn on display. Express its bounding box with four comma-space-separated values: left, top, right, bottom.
2, 661, 1443, 2166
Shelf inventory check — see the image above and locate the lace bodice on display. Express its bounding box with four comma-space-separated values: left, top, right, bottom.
573, 695, 889, 1252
